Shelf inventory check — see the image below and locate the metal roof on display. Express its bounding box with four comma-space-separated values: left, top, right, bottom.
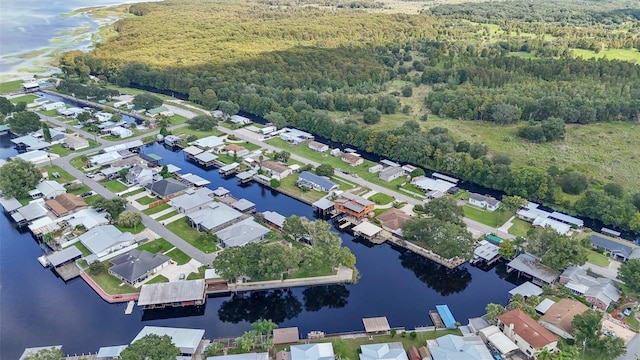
263, 211, 286, 228
212, 187, 230, 197
192, 135, 224, 149
549, 211, 583, 227
78, 225, 134, 255
478, 327, 519, 355
187, 202, 243, 231
290, 343, 334, 360
138, 280, 206, 306
0, 197, 22, 212
380, 159, 401, 167
360, 342, 407, 360
181, 173, 211, 186
11, 135, 51, 150
535, 298, 556, 314
170, 188, 213, 211
131, 326, 205, 354
47, 246, 82, 267
436, 305, 457, 329
194, 152, 218, 162
474, 240, 499, 261
412, 177, 456, 193
231, 198, 255, 212
19, 346, 63, 360
96, 345, 128, 358
507, 254, 559, 284
220, 162, 240, 172
431, 172, 459, 184
508, 281, 543, 297
207, 353, 269, 360
216, 218, 270, 247
298, 171, 337, 191
312, 197, 335, 210
352, 221, 382, 237
273, 327, 300, 345
183, 145, 204, 156
363, 317, 390, 333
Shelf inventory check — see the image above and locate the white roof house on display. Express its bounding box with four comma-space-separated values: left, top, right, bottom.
262, 211, 286, 229
102, 140, 143, 153
187, 202, 243, 232
66, 209, 109, 230
109, 126, 133, 138
77, 225, 134, 257
90, 151, 123, 166
131, 326, 205, 355
16, 150, 57, 165
429, 335, 494, 360
469, 193, 501, 212
412, 177, 456, 193
478, 326, 519, 355
35, 180, 66, 199
230, 115, 251, 125
216, 218, 270, 248
290, 343, 335, 360
41, 101, 66, 111
206, 353, 269, 360
11, 135, 51, 150
359, 342, 408, 360
191, 135, 224, 149
95, 112, 113, 122
169, 188, 214, 214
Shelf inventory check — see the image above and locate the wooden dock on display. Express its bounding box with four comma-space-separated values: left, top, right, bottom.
125, 300, 135, 314
55, 263, 81, 281
429, 310, 445, 328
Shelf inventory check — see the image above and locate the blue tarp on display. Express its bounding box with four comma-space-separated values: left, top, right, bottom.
436, 305, 457, 329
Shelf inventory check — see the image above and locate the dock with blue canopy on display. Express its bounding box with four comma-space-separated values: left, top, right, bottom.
435, 305, 457, 329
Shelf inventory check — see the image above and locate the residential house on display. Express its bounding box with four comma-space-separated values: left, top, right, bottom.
517, 202, 583, 234
224, 144, 249, 157
11, 135, 51, 151
308, 141, 329, 152
341, 153, 363, 167
260, 161, 292, 179
90, 151, 123, 167
108, 249, 171, 285
496, 309, 559, 357
125, 165, 157, 186
376, 208, 411, 237
45, 193, 87, 217
468, 193, 501, 212
261, 126, 276, 134
591, 234, 637, 261
215, 218, 270, 248
279, 128, 313, 145
379, 166, 405, 182
66, 208, 109, 230
78, 225, 134, 258
230, 115, 251, 125
95, 112, 113, 122
192, 135, 224, 150
179, 173, 211, 188
187, 202, 243, 232
334, 192, 375, 218
41, 102, 65, 111
16, 150, 57, 164
169, 188, 214, 214
428, 335, 494, 360
146, 106, 173, 117
369, 164, 383, 173
297, 171, 338, 192
130, 326, 205, 355
559, 266, 621, 310
539, 299, 589, 339
359, 342, 408, 360
163, 135, 182, 147
262, 211, 286, 229
104, 140, 144, 153
109, 126, 133, 139
330, 148, 341, 157
32, 127, 65, 144
11, 201, 48, 225
506, 253, 560, 286
290, 343, 334, 360
477, 326, 519, 357
33, 180, 66, 199
145, 178, 188, 199
411, 176, 456, 193
64, 134, 89, 150
231, 198, 256, 213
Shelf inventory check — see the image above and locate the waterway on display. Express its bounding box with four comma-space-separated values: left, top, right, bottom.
0, 137, 527, 358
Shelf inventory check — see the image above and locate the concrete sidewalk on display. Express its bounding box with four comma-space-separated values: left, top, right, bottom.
229, 266, 353, 292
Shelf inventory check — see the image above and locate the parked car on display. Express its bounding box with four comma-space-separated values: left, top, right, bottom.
623, 307, 632, 316
81, 191, 93, 197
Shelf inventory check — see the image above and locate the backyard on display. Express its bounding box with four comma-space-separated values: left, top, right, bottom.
43, 165, 76, 183
142, 202, 171, 215
102, 179, 129, 193
88, 262, 139, 295
507, 218, 531, 237
462, 205, 513, 228
166, 218, 218, 253
138, 238, 192, 265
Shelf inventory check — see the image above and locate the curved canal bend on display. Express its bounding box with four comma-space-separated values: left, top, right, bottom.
0, 137, 524, 358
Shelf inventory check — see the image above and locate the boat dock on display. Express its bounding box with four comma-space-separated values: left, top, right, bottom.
125, 300, 135, 314
55, 263, 81, 281
429, 310, 444, 328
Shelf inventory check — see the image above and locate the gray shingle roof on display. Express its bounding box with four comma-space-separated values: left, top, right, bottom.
297, 171, 337, 191
591, 235, 633, 259
145, 178, 188, 198
187, 202, 243, 231
109, 249, 170, 284
216, 218, 270, 247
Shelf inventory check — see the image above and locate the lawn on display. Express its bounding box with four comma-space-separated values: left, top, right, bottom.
0, 80, 23, 94
88, 265, 139, 295
164, 247, 191, 265
157, 210, 179, 221
66, 183, 91, 195
572, 48, 640, 63
146, 275, 169, 284
102, 179, 129, 193
142, 202, 171, 215
166, 218, 218, 253
43, 165, 75, 183
9, 94, 38, 104
507, 218, 531, 237
135, 196, 158, 205
369, 192, 394, 205
587, 250, 610, 267
278, 174, 327, 203
175, 127, 224, 140
39, 109, 60, 117
462, 206, 513, 228
115, 223, 146, 234
121, 188, 145, 198
48, 144, 73, 157
73, 242, 92, 256
169, 114, 188, 125
288, 263, 335, 279
70, 155, 92, 171
138, 238, 174, 253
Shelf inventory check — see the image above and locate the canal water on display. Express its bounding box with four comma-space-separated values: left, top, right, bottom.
0, 136, 525, 358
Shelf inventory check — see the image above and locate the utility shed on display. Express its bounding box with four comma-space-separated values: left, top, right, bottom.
132, 326, 205, 354
363, 316, 391, 334
138, 279, 206, 309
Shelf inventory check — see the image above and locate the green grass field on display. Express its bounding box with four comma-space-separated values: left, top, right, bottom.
67, 184, 91, 195
507, 218, 532, 237
9, 94, 38, 104
572, 48, 640, 63
156, 210, 179, 221
88, 264, 139, 295
142, 203, 171, 215
48, 144, 73, 157
102, 179, 128, 193
0, 80, 23, 94
73, 243, 92, 256
121, 188, 146, 198
115, 223, 146, 234
462, 205, 513, 228
166, 218, 219, 253
135, 196, 158, 205
146, 275, 169, 284
43, 165, 75, 183
164, 247, 191, 265
369, 192, 395, 205
138, 238, 174, 253
587, 250, 610, 267
278, 175, 327, 203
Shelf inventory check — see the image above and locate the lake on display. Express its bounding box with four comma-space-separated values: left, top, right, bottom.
0, 138, 525, 358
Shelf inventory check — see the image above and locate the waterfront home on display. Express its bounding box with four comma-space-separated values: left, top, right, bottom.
559, 266, 620, 310
90, 151, 123, 167
11, 135, 51, 151
187, 202, 243, 232
32, 180, 66, 199
231, 198, 256, 213
261, 125, 276, 134
411, 176, 456, 193
369, 164, 383, 173
77, 225, 134, 258
360, 342, 408, 360
16, 150, 57, 164
103, 140, 144, 153
224, 143, 248, 156
33, 97, 49, 106
137, 281, 206, 311
0, 197, 23, 214
290, 343, 335, 360
179, 173, 211, 187
297, 171, 338, 192
145, 178, 188, 199
20, 346, 63, 360
230, 114, 251, 125
44, 247, 82, 268
279, 128, 313, 145
497, 309, 558, 357
535, 299, 556, 315
506, 253, 560, 286
468, 193, 501, 212
109, 126, 133, 139
334, 192, 375, 219
207, 353, 269, 360
508, 282, 543, 298
308, 141, 329, 152
402, 164, 417, 173
262, 211, 286, 230
45, 193, 87, 217
41, 101, 65, 111
428, 335, 493, 360
432, 172, 459, 184
164, 134, 182, 147
376, 208, 411, 237
95, 112, 113, 122
108, 249, 171, 285
590, 234, 640, 262
477, 326, 519, 357
32, 127, 65, 143
169, 188, 214, 214
341, 153, 363, 166
379, 166, 405, 182
192, 135, 224, 150
146, 106, 173, 117
215, 218, 270, 248
260, 160, 292, 179
66, 208, 109, 230
212, 186, 230, 198
131, 326, 205, 354
64, 134, 89, 150
125, 165, 158, 186
539, 299, 589, 339
517, 202, 583, 230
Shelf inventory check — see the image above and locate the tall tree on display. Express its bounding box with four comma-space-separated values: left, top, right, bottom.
120, 334, 180, 360
282, 215, 308, 241
501, 195, 527, 211
23, 347, 64, 360
0, 158, 42, 198
41, 122, 52, 143
188, 87, 202, 104
619, 259, 640, 293
186, 114, 217, 131
92, 196, 127, 219
201, 89, 218, 109
525, 227, 587, 270
422, 196, 464, 226
403, 218, 474, 260
8, 111, 41, 135
132, 93, 163, 109
315, 164, 334, 177
117, 210, 142, 229
217, 101, 239, 120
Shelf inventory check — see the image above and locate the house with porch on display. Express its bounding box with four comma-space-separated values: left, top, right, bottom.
145, 178, 188, 199
559, 266, 621, 310
308, 141, 329, 152
260, 161, 292, 179
215, 218, 270, 248
341, 153, 363, 167
45, 193, 87, 217
297, 171, 338, 192
169, 188, 214, 214
506, 253, 560, 286
496, 309, 559, 358
334, 192, 375, 218
108, 249, 171, 285
186, 202, 243, 232
376, 208, 411, 237
590, 234, 637, 261
32, 180, 66, 199
78, 225, 134, 258
468, 193, 501, 212
539, 299, 589, 339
